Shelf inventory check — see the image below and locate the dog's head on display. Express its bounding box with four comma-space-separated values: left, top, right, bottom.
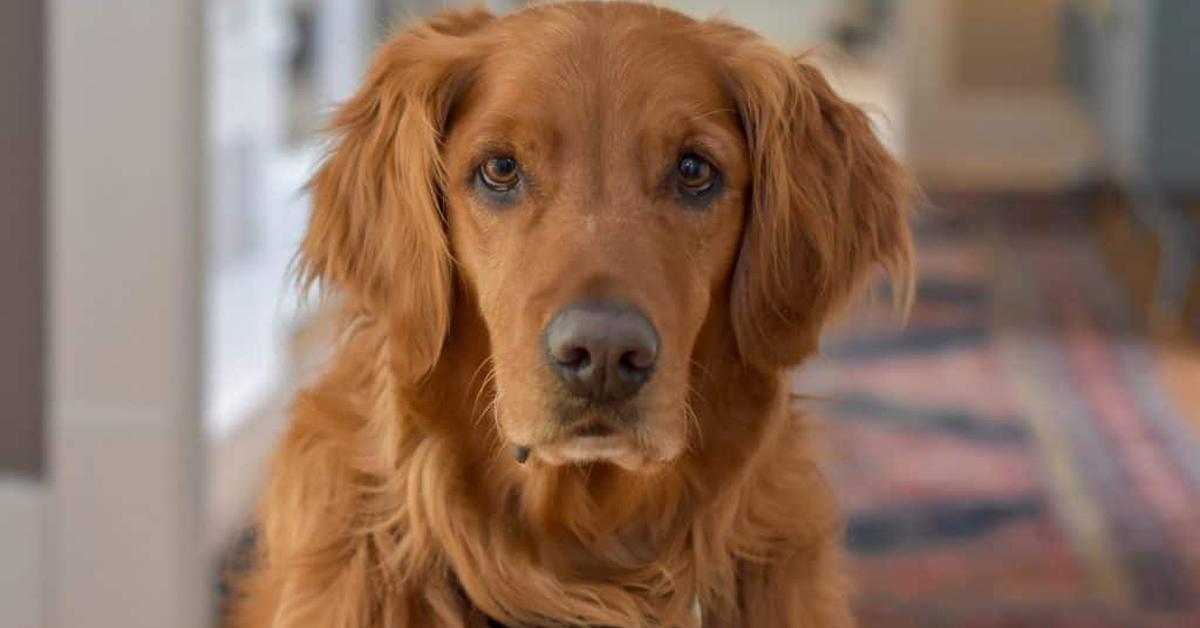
299, 3, 912, 472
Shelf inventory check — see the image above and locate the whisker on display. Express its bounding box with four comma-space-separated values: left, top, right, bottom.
470, 362, 499, 425
687, 357, 716, 388
466, 353, 495, 391
682, 395, 703, 451
685, 360, 714, 411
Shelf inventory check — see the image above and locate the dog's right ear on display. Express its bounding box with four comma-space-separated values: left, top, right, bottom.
715, 27, 914, 371
298, 8, 492, 383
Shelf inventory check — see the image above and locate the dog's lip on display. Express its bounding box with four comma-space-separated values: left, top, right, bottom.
531, 433, 648, 470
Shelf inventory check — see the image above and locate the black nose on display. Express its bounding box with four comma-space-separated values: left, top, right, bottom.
545, 301, 659, 403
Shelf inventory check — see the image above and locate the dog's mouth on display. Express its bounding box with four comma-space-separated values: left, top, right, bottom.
571, 421, 616, 438
513, 418, 663, 471
532, 433, 645, 470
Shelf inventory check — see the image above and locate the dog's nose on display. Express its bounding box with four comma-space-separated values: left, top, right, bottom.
545, 301, 659, 402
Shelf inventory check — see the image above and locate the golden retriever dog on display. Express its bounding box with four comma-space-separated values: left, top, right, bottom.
231, 2, 912, 626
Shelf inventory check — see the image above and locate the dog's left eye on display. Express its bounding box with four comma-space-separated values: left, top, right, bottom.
677, 154, 718, 197
478, 156, 521, 192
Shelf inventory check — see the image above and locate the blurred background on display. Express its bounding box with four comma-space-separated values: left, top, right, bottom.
2, 0, 1197, 626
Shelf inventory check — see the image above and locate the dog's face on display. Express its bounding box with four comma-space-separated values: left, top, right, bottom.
441, 12, 749, 470
298, 4, 912, 472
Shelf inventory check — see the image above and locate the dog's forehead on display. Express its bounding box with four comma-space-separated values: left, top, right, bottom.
469, 5, 732, 131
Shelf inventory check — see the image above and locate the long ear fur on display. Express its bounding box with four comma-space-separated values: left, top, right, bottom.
720, 33, 915, 369
297, 9, 493, 382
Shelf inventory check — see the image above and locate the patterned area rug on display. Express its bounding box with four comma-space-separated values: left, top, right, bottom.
798, 194, 1200, 628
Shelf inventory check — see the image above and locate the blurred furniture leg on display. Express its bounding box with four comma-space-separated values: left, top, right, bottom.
1126, 186, 1200, 334
1063, 0, 1200, 336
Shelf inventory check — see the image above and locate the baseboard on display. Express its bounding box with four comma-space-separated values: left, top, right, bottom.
0, 474, 45, 628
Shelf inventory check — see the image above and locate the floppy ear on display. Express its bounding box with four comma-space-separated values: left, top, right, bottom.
298, 9, 492, 382
722, 37, 914, 370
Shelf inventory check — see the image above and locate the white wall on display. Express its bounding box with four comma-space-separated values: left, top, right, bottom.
656, 0, 840, 49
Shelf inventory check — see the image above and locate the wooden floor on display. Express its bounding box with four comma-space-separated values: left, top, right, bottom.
1157, 338, 1200, 432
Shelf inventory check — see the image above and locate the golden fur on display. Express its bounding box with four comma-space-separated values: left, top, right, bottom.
230, 3, 913, 627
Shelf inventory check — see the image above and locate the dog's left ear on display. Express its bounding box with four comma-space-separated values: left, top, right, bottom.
297, 9, 493, 383
721, 34, 914, 370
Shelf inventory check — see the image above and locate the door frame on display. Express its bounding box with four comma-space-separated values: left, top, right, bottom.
47, 0, 207, 626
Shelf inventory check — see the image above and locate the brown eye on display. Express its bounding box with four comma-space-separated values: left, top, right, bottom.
479, 156, 520, 191
677, 154, 716, 194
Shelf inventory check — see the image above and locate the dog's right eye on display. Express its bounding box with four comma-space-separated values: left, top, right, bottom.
478, 156, 521, 193
677, 154, 717, 195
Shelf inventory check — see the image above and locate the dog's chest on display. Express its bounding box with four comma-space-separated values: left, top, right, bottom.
482, 597, 703, 627
477, 504, 703, 625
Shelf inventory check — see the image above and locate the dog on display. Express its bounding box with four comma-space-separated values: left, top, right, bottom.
231, 3, 912, 627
